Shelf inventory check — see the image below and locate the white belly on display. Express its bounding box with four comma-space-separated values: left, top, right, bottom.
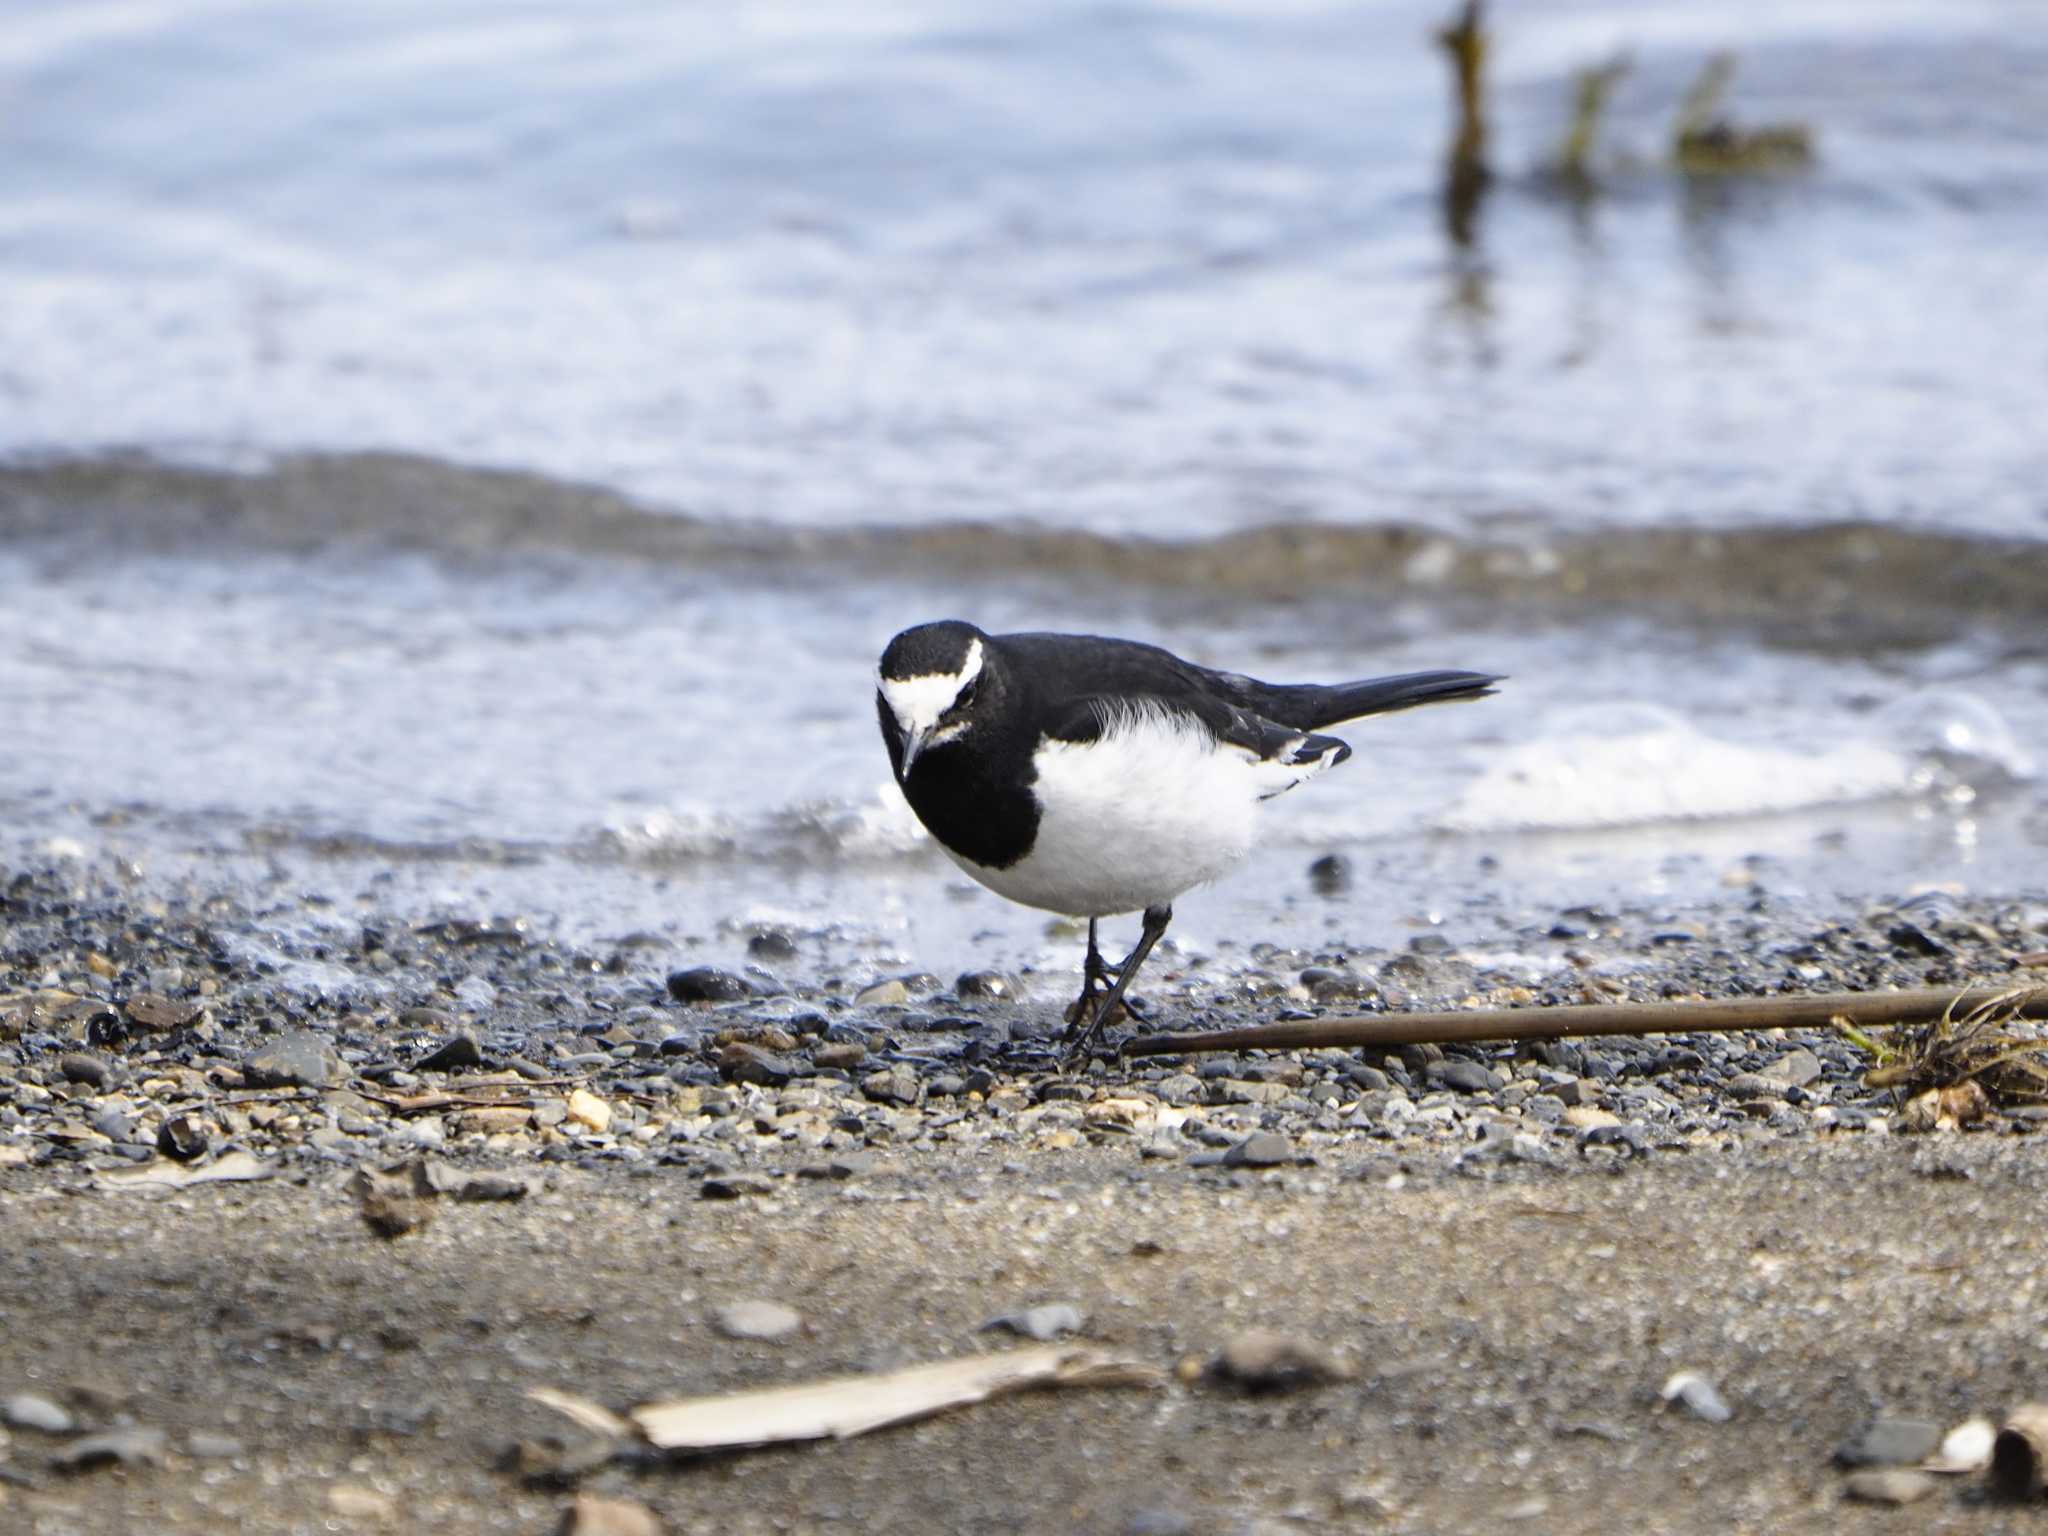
946, 707, 1306, 917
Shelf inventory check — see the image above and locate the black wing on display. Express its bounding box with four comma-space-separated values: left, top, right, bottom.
999, 631, 1497, 733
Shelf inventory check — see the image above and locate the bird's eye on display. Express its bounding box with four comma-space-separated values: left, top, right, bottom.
950, 677, 979, 714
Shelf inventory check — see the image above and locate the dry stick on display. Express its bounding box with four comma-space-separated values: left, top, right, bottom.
1121, 985, 2048, 1059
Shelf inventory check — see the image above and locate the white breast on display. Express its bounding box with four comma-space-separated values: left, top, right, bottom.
945, 702, 1340, 917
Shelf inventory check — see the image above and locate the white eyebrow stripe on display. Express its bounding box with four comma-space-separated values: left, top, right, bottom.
878, 639, 982, 731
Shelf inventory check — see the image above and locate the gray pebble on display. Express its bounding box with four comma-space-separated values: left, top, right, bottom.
712, 1299, 802, 1340
1432, 1059, 1497, 1095
243, 1030, 343, 1089
1835, 1416, 1942, 1468
667, 967, 752, 1005
701, 1172, 774, 1199
57, 1054, 111, 1088
4, 1392, 74, 1433
1222, 1131, 1292, 1167
982, 1303, 1084, 1341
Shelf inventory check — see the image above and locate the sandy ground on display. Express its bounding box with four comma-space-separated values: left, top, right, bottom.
3, 1133, 2043, 1535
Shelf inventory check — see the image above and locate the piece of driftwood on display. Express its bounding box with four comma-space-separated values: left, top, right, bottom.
1121, 985, 2048, 1059
625, 1347, 1161, 1452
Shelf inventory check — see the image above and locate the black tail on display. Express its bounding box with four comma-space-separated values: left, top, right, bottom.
1269, 670, 1501, 730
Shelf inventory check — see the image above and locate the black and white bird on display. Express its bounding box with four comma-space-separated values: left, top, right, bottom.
876, 620, 1500, 1061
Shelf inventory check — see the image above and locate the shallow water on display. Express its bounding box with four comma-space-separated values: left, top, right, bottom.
2, 0, 2045, 972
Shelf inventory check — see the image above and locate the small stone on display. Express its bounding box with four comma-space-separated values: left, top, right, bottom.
1834, 1416, 1942, 1468
1660, 1371, 1731, 1423
1432, 1059, 1497, 1095
565, 1088, 613, 1133
244, 1030, 344, 1089
666, 967, 751, 1005
701, 1172, 774, 1199
50, 1425, 168, 1470
1758, 1048, 1823, 1087
1212, 1329, 1349, 1391
711, 1300, 803, 1340
796, 1153, 873, 1181
955, 971, 1017, 1000
327, 1483, 397, 1522
186, 1431, 244, 1459
983, 1304, 1084, 1341
747, 929, 799, 961
416, 1032, 485, 1072
4, 1393, 73, 1434
1843, 1469, 1937, 1505
813, 1041, 867, 1071
1563, 1105, 1621, 1130
156, 1112, 210, 1161
861, 1068, 921, 1107
717, 1042, 803, 1086
1307, 853, 1351, 895
56, 1053, 112, 1087
123, 993, 202, 1032
1126, 1512, 1194, 1536
855, 978, 911, 1006
1222, 1131, 1292, 1167
560, 1493, 664, 1536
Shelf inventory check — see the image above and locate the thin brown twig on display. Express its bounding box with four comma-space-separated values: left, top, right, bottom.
1120, 984, 2048, 1060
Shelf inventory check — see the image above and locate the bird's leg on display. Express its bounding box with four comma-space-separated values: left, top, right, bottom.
1064, 917, 1118, 1026
1063, 904, 1171, 1067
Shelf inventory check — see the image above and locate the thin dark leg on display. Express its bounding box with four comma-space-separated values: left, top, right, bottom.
1063, 903, 1171, 1066
1065, 917, 1115, 1026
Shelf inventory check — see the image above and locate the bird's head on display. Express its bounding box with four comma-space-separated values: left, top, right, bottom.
877, 620, 995, 779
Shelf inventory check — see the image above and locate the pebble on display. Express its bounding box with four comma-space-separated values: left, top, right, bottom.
1660, 1370, 1732, 1423
123, 993, 202, 1032
3, 1394, 73, 1434
186, 1431, 244, 1459
982, 1303, 1085, 1341
243, 1030, 344, 1089
861, 1068, 922, 1106
711, 1300, 803, 1340
854, 978, 911, 1006
701, 1172, 774, 1199
666, 967, 751, 1005
1221, 1131, 1293, 1167
1431, 1059, 1497, 1095
1562, 1105, 1621, 1131
813, 1042, 867, 1071
416, 1032, 486, 1072
156, 1112, 211, 1161
718, 1043, 804, 1086
1842, 1469, 1937, 1505
565, 1088, 613, 1133
56, 1053, 111, 1087
955, 970, 1017, 1000
1212, 1329, 1349, 1391
1835, 1416, 1942, 1467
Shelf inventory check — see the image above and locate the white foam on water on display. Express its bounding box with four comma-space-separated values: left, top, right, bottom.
1442, 705, 1915, 833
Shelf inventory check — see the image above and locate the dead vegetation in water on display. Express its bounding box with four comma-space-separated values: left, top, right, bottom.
1844, 984, 2048, 1124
